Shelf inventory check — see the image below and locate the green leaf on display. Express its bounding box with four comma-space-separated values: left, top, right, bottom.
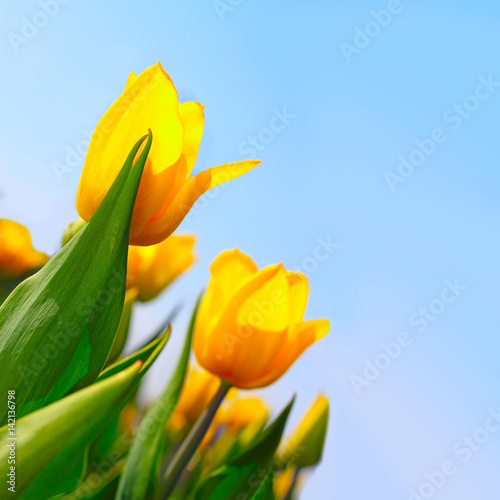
0, 362, 142, 499
15, 308, 170, 500
0, 132, 152, 425
59, 459, 125, 500
194, 398, 294, 500
116, 294, 202, 500
106, 288, 138, 366
250, 469, 276, 500
98, 326, 171, 382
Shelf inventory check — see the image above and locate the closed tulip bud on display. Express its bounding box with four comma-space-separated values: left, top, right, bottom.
193, 249, 329, 389
283, 395, 329, 468
126, 234, 196, 301
76, 62, 260, 246
0, 219, 49, 280
61, 217, 86, 247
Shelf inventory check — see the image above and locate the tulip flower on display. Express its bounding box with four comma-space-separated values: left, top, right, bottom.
126, 234, 196, 301
168, 367, 221, 434
217, 397, 269, 431
0, 219, 49, 280
76, 62, 260, 246
282, 395, 329, 468
193, 249, 329, 389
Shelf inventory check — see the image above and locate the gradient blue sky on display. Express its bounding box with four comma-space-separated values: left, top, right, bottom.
2, 1, 500, 498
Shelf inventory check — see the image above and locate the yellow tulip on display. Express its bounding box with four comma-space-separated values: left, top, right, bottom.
168, 367, 220, 434
282, 395, 329, 468
0, 219, 49, 280
217, 397, 269, 431
126, 234, 196, 301
193, 249, 329, 389
76, 62, 260, 246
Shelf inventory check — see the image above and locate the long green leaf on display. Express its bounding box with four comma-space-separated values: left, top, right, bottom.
98, 327, 171, 382
20, 325, 171, 499
0, 132, 152, 425
0, 362, 142, 499
116, 294, 202, 500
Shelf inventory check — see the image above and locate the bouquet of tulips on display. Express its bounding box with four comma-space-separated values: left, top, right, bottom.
0, 63, 329, 500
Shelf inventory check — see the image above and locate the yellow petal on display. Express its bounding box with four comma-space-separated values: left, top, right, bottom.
127, 234, 196, 301
77, 62, 184, 233
0, 219, 49, 279
174, 368, 220, 423
195, 248, 257, 350
179, 101, 205, 175
242, 319, 330, 389
195, 264, 283, 382
125, 71, 136, 88
130, 160, 260, 246
286, 271, 309, 323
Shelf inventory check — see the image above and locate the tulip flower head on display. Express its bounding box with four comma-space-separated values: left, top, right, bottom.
77, 62, 260, 246
126, 234, 196, 301
0, 219, 49, 280
194, 249, 329, 389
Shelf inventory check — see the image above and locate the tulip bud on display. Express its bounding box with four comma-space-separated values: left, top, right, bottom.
282, 395, 329, 468
61, 217, 86, 246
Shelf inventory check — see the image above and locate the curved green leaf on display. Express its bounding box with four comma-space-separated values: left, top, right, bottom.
0, 132, 152, 425
0, 362, 142, 499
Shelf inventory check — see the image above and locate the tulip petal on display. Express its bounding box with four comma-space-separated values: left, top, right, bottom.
237, 265, 290, 332
242, 319, 330, 389
127, 234, 196, 301
286, 271, 309, 323
195, 264, 283, 376
0, 219, 49, 279
77, 62, 184, 228
196, 249, 257, 348
179, 101, 205, 175
130, 160, 260, 245
125, 71, 136, 88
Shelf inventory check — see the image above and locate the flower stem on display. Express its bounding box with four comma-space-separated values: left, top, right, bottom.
157, 380, 231, 499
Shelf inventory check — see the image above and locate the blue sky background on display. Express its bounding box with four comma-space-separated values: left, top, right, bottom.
2, 1, 500, 498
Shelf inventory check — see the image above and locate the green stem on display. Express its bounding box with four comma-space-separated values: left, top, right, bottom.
157, 380, 231, 499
